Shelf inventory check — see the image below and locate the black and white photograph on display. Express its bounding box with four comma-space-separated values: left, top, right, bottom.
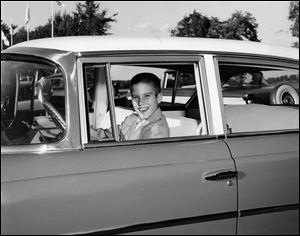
1, 1, 299, 235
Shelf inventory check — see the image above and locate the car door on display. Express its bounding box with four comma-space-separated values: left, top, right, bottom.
1, 53, 238, 235
215, 55, 299, 234
72, 54, 238, 235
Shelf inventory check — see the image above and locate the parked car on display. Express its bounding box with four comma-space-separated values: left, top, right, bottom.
163, 68, 299, 105
1, 36, 299, 235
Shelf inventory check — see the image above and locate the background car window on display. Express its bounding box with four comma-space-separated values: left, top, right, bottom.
218, 62, 299, 133
86, 62, 204, 142
1, 60, 66, 145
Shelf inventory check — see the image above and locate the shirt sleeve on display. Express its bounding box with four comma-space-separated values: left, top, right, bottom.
141, 121, 170, 139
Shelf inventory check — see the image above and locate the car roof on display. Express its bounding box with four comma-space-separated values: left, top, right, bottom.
6, 36, 299, 60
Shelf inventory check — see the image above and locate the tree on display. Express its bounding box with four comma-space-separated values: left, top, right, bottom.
170, 10, 211, 37
72, 1, 118, 35
1, 21, 10, 50
3, 1, 118, 47
1, 20, 18, 49
288, 1, 299, 48
13, 27, 28, 45
171, 10, 260, 42
30, 12, 75, 39
218, 11, 259, 41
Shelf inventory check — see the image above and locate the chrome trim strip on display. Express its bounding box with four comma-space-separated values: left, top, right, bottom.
76, 211, 238, 235
196, 58, 208, 135
203, 55, 225, 135
239, 203, 299, 217
226, 129, 299, 138
83, 129, 298, 149
85, 135, 220, 149
74, 55, 202, 64
213, 56, 228, 138
77, 59, 88, 146
75, 203, 299, 235
76, 50, 299, 63
216, 55, 299, 69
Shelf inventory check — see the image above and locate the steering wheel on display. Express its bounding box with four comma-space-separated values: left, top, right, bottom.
36, 78, 66, 133
42, 100, 66, 132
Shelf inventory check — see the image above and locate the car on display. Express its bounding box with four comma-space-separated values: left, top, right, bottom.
1, 36, 299, 235
163, 68, 299, 106
220, 68, 299, 105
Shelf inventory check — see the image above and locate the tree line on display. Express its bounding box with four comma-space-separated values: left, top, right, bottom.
1, 1, 299, 50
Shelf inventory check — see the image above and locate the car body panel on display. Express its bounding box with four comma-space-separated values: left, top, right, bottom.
225, 133, 299, 234
2, 140, 237, 235
10, 36, 299, 61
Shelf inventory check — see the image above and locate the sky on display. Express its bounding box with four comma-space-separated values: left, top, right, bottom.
1, 1, 298, 47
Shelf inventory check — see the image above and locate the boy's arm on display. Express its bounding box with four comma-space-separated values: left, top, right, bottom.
90, 114, 133, 141
141, 121, 170, 139
90, 127, 113, 140
90, 125, 125, 140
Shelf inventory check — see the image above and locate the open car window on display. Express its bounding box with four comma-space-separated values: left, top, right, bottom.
84, 61, 206, 143
1, 59, 66, 146
218, 60, 299, 133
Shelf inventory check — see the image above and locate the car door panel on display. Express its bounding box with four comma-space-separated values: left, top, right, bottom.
1, 139, 237, 235
225, 133, 299, 235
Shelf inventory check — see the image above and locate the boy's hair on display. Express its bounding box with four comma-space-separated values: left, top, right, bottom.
130, 73, 161, 95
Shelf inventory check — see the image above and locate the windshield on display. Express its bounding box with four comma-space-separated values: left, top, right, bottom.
1, 59, 66, 146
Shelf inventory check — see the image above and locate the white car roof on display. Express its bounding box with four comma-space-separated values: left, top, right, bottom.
9, 36, 299, 60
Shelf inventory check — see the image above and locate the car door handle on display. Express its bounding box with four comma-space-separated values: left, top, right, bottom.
204, 170, 238, 181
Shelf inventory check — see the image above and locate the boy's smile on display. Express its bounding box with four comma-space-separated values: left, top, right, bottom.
131, 82, 162, 120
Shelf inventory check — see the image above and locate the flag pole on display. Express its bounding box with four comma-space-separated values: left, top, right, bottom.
10, 18, 13, 46
27, 24, 29, 41
51, 1, 54, 37
26, 1, 29, 41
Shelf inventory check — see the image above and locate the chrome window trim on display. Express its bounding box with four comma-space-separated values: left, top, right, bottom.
78, 50, 298, 63
213, 56, 228, 138
215, 55, 299, 136
196, 58, 209, 135
226, 129, 299, 138
78, 54, 213, 147
84, 134, 221, 149
1, 55, 71, 154
76, 59, 88, 146
76, 55, 203, 63
203, 55, 225, 135
216, 55, 299, 70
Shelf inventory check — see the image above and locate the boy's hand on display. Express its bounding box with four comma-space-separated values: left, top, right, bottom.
89, 126, 100, 140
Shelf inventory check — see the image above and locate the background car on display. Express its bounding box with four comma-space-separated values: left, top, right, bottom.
220, 67, 299, 105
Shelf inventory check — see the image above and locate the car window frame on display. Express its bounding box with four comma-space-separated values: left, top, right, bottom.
77, 54, 214, 148
214, 54, 299, 137
1, 53, 70, 154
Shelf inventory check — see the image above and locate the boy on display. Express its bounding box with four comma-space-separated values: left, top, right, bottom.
92, 72, 170, 140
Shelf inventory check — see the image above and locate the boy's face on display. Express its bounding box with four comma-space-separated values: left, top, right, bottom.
131, 82, 162, 120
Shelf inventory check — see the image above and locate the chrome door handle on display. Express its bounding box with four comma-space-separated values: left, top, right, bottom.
204, 170, 238, 181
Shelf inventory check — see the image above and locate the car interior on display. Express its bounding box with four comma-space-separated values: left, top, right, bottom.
87, 63, 203, 141
1, 62, 65, 145
2, 60, 299, 145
